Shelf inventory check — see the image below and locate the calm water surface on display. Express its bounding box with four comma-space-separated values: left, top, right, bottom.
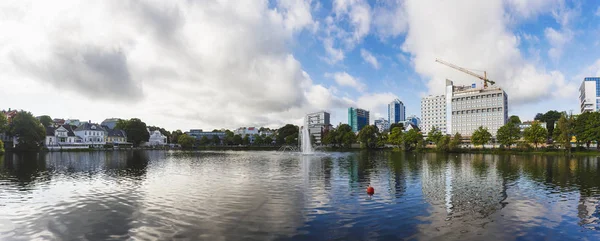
1, 151, 599, 240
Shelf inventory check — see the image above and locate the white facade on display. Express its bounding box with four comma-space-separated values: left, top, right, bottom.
421, 80, 508, 137
74, 123, 106, 148
421, 95, 447, 135
374, 118, 390, 133
579, 78, 600, 113
148, 129, 168, 146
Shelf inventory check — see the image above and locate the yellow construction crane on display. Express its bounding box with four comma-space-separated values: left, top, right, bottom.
435, 59, 496, 88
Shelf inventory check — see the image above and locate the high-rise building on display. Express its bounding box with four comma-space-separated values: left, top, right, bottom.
388, 99, 406, 124
421, 95, 447, 134
579, 77, 600, 113
348, 107, 370, 132
306, 111, 331, 144
374, 118, 390, 133
421, 80, 508, 137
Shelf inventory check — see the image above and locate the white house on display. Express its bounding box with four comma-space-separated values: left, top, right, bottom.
147, 129, 167, 146
45, 125, 89, 150
74, 122, 106, 148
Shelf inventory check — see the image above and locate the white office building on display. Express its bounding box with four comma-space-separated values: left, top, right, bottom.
579, 77, 600, 113
421, 80, 508, 137
421, 95, 447, 134
374, 118, 390, 133
306, 111, 331, 144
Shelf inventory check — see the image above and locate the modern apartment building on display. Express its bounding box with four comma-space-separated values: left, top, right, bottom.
421, 80, 508, 137
374, 118, 390, 133
579, 77, 600, 113
306, 111, 331, 144
348, 107, 370, 132
421, 95, 447, 134
388, 99, 406, 124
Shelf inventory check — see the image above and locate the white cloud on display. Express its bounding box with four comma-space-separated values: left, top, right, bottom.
326, 72, 366, 92
398, 0, 578, 107
505, 0, 562, 19
360, 49, 379, 69
0, 0, 350, 130
544, 27, 573, 61
322, 0, 371, 63
355, 92, 398, 123
596, 6, 600, 16
373, 0, 408, 39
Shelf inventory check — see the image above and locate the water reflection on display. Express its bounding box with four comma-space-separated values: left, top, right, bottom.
0, 151, 599, 240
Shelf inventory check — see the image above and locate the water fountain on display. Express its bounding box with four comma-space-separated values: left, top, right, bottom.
300, 116, 313, 155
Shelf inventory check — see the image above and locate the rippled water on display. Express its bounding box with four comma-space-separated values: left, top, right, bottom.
1, 151, 599, 240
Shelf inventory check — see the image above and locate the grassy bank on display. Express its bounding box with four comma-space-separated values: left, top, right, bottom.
414, 147, 600, 156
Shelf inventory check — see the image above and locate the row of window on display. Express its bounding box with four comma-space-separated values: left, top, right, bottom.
452, 108, 503, 115
85, 131, 103, 136
452, 93, 502, 102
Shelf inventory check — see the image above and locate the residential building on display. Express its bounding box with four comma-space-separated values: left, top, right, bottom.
306, 111, 331, 144
65, 119, 81, 127
348, 107, 369, 132
388, 99, 406, 124
186, 129, 226, 142
404, 123, 420, 132
519, 121, 548, 133
101, 118, 120, 129
107, 129, 131, 147
45, 125, 88, 150
53, 118, 65, 127
148, 129, 168, 146
406, 115, 421, 128
579, 77, 600, 113
74, 122, 106, 148
421, 95, 447, 134
374, 118, 390, 133
421, 80, 508, 137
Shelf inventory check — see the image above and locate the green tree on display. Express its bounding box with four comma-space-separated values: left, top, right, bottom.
39, 115, 53, 127
387, 127, 404, 147
426, 126, 443, 145
553, 114, 574, 151
264, 136, 273, 145
523, 121, 548, 149
471, 126, 492, 148
437, 135, 451, 151
253, 134, 263, 145
403, 129, 423, 151
496, 123, 521, 149
322, 129, 335, 146
277, 124, 299, 145
534, 113, 544, 121
233, 134, 243, 145
0, 140, 4, 154
449, 132, 462, 150
212, 135, 221, 145
178, 134, 195, 149
224, 130, 234, 145
242, 135, 250, 145
341, 132, 356, 148
171, 130, 183, 144
199, 136, 209, 145
357, 125, 379, 149
389, 123, 404, 132
9, 111, 46, 151
508, 115, 521, 125
120, 118, 150, 147
285, 134, 297, 145
542, 110, 561, 138
0, 113, 7, 132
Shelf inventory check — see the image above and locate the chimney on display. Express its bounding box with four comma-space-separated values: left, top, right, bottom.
89, 120, 91, 123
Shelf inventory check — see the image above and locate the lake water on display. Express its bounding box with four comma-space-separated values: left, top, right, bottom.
0, 151, 599, 240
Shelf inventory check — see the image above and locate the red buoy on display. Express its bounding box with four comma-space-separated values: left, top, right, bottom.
366, 186, 375, 196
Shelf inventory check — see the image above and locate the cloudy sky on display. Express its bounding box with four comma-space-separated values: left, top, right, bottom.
1, 0, 599, 131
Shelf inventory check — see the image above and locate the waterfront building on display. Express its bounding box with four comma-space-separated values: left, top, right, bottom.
186, 129, 226, 142
421, 80, 508, 137
579, 77, 600, 113
107, 129, 131, 147
421, 95, 447, 135
306, 111, 331, 144
518, 121, 549, 133
374, 118, 390, 133
45, 125, 89, 150
147, 129, 168, 146
406, 115, 421, 128
74, 122, 106, 148
348, 107, 370, 132
53, 118, 65, 127
65, 119, 81, 127
101, 118, 120, 129
388, 99, 406, 124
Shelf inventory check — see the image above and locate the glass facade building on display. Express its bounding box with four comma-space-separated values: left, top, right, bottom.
348, 107, 370, 133
388, 99, 406, 124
